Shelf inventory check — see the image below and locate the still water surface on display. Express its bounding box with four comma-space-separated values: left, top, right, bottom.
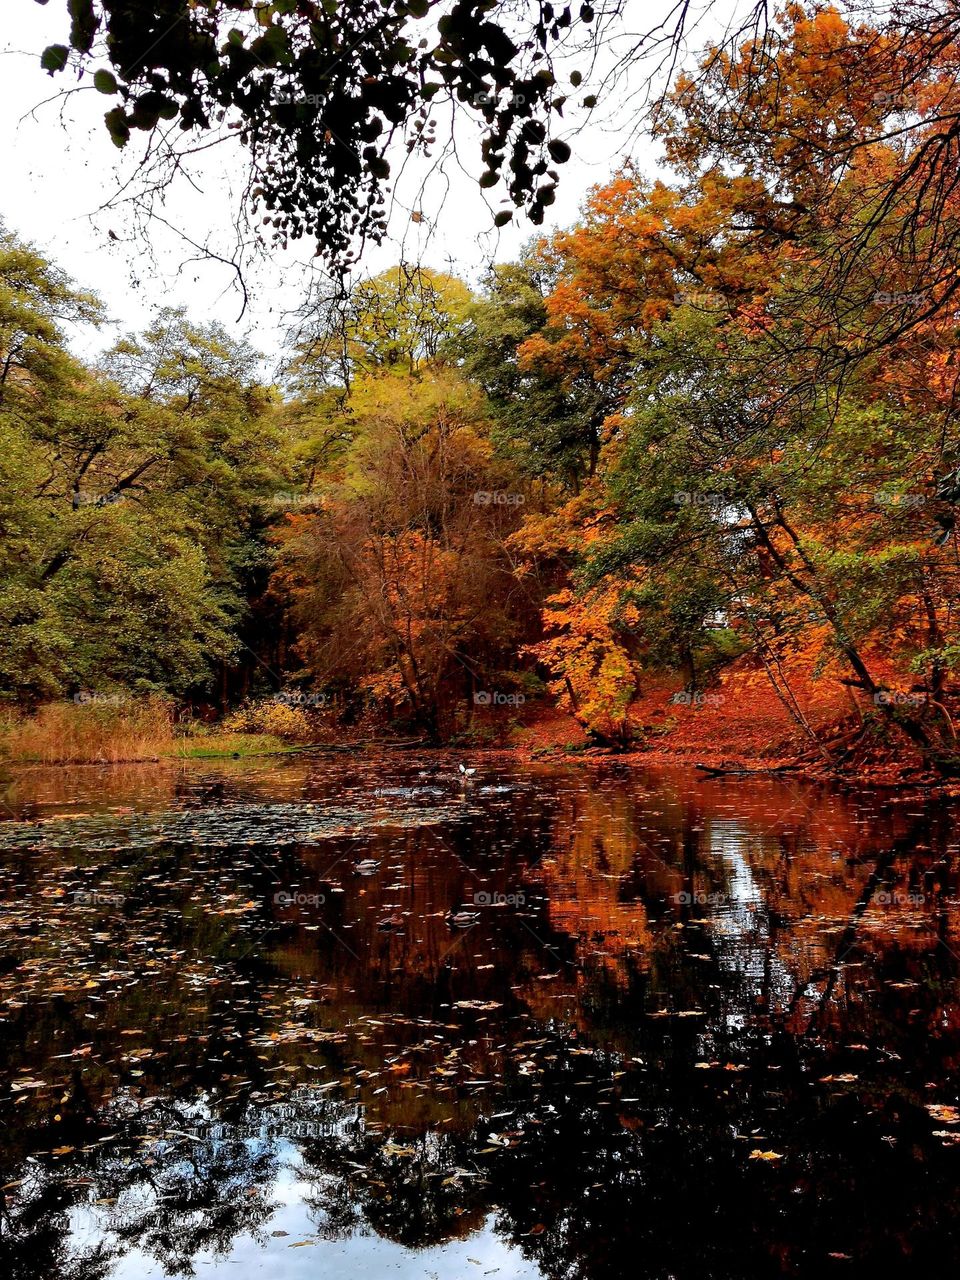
1, 753, 959, 1279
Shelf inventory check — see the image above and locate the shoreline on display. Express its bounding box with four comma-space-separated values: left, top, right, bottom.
2, 732, 953, 794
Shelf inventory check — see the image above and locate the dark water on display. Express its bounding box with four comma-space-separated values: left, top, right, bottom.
1, 753, 959, 1280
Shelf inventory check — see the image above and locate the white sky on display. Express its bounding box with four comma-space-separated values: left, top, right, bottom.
0, 0, 736, 371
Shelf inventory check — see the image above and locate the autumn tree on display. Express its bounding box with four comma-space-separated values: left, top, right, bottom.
661, 3, 960, 390
274, 367, 536, 738
291, 265, 473, 394
501, 8, 960, 767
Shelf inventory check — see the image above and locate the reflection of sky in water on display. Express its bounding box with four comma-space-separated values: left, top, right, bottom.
705, 821, 792, 1026
107, 1216, 539, 1279
77, 1143, 541, 1279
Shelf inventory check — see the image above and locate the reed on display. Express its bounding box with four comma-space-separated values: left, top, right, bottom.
0, 698, 176, 764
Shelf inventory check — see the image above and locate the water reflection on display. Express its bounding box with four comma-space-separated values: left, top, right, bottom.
0, 754, 958, 1279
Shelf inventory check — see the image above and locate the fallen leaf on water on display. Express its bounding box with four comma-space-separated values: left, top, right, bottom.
925, 1104, 960, 1124
382, 1142, 416, 1157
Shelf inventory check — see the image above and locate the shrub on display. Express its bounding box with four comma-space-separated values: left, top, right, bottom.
221, 698, 313, 741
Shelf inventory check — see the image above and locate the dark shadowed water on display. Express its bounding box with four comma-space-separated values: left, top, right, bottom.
1, 752, 959, 1280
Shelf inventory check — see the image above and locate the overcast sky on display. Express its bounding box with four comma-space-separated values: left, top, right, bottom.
1, 1, 734, 371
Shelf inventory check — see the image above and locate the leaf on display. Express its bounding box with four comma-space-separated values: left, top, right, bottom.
926, 1104, 960, 1124
104, 106, 130, 148
41, 45, 70, 74
93, 69, 118, 95
382, 1141, 416, 1157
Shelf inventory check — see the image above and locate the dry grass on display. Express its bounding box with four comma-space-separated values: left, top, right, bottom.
0, 698, 176, 765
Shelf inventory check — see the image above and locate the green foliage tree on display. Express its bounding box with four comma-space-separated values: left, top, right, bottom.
460, 259, 609, 491
0, 233, 285, 702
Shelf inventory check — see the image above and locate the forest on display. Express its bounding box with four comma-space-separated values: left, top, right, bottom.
3, 2, 959, 781
4, 5, 960, 1280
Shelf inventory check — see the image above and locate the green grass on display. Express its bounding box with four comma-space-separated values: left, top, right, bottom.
173, 732, 293, 758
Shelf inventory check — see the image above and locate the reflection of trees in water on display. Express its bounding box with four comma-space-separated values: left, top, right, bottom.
298, 1125, 491, 1248
535, 771, 960, 1033
7, 992, 960, 1280
2, 764, 960, 1278
0, 1164, 116, 1280
100, 1111, 280, 1275
0, 1096, 279, 1280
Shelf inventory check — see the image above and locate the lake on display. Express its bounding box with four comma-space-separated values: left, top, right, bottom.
1, 752, 958, 1279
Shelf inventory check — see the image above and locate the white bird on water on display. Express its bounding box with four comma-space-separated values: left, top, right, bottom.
458, 763, 476, 778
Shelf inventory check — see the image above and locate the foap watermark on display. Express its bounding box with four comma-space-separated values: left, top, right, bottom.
673, 289, 727, 309
873, 889, 925, 906
273, 690, 329, 708
472, 90, 526, 109
473, 491, 525, 506
74, 490, 124, 508
672, 890, 727, 906
873, 690, 926, 707
273, 889, 326, 908
73, 691, 128, 706
673, 491, 723, 508
73, 890, 125, 906
873, 290, 927, 307
872, 90, 921, 109
474, 690, 526, 707
273, 92, 325, 107
874, 491, 926, 510
169, 1118, 334, 1140
473, 890, 526, 907
670, 690, 725, 708
265, 491, 323, 508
